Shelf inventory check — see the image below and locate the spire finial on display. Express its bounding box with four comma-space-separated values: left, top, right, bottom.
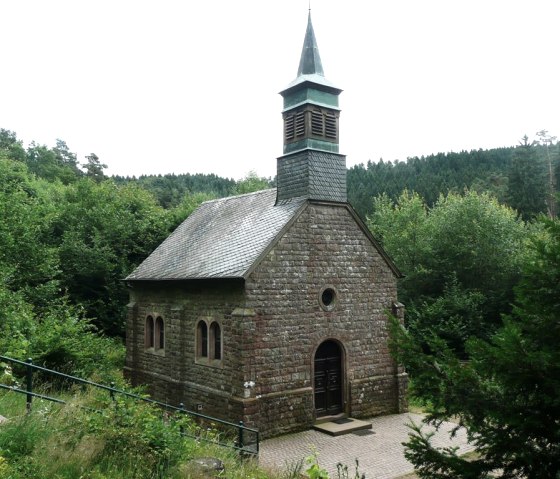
297, 8, 324, 77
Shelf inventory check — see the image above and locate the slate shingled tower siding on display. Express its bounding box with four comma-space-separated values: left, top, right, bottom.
277, 12, 346, 204
276, 150, 347, 203
125, 12, 407, 438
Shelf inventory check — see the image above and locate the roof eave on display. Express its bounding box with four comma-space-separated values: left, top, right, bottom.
124, 275, 245, 283
280, 76, 343, 97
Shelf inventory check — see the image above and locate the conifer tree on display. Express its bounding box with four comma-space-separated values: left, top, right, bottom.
390, 218, 560, 478
507, 136, 547, 220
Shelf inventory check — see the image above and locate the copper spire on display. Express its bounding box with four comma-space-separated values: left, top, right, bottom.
297, 12, 324, 77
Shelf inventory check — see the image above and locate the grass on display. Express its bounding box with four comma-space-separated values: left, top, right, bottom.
0, 385, 473, 478
0, 388, 282, 479
0, 389, 28, 418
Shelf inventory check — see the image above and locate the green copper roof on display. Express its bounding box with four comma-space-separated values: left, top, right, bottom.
280, 12, 342, 98
298, 12, 324, 76
282, 87, 340, 110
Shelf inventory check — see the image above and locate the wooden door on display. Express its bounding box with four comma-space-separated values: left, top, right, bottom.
314, 340, 343, 416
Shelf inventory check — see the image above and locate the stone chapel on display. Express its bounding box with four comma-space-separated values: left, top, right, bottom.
125, 13, 408, 438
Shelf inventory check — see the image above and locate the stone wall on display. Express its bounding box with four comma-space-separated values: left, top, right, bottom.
243, 201, 406, 436
125, 200, 407, 439
125, 280, 248, 421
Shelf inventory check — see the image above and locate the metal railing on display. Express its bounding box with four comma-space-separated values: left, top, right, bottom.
0, 355, 259, 455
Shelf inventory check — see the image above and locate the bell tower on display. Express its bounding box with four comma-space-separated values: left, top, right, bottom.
277, 12, 346, 203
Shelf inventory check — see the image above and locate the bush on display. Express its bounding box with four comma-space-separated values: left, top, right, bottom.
0, 388, 273, 479
0, 284, 124, 383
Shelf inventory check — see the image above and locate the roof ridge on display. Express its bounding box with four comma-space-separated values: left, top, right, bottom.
201, 188, 276, 206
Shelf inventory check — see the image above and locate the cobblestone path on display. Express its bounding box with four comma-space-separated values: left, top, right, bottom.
259, 413, 474, 478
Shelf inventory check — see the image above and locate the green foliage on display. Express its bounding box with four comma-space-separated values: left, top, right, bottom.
0, 156, 60, 308
368, 190, 429, 289
536, 129, 560, 219
336, 459, 366, 479
369, 190, 528, 349
0, 454, 10, 477
0, 279, 35, 358
233, 170, 273, 195
0, 295, 124, 380
348, 141, 559, 221
114, 172, 236, 209
52, 179, 172, 335
84, 394, 192, 475
0, 157, 125, 375
507, 136, 547, 220
390, 218, 560, 478
305, 450, 330, 479
0, 390, 273, 479
30, 303, 124, 379
348, 147, 516, 219
425, 191, 526, 318
0, 129, 26, 162
406, 279, 486, 357
82, 152, 107, 182
26, 141, 82, 184
169, 190, 215, 227
403, 422, 490, 479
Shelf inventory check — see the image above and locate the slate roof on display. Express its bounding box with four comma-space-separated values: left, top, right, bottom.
126, 189, 305, 281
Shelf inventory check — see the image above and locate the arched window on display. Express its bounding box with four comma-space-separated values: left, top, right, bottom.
196, 320, 223, 362
145, 316, 154, 348
155, 317, 164, 350
197, 321, 208, 358
210, 322, 221, 360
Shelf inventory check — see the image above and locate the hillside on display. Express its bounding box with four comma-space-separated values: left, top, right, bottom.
120, 142, 559, 221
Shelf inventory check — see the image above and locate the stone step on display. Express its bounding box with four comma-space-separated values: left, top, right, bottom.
313, 417, 372, 436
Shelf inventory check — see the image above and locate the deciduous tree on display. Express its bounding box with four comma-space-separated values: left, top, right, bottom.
369, 190, 528, 351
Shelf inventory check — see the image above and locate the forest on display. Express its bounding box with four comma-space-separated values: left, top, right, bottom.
0, 126, 558, 478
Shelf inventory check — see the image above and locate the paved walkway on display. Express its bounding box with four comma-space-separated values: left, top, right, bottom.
259, 413, 475, 478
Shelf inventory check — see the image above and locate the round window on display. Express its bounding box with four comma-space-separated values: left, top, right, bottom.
319, 286, 337, 311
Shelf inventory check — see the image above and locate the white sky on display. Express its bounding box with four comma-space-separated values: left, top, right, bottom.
2, 0, 559, 180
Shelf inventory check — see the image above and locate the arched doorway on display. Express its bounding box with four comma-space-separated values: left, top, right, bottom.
314, 340, 343, 416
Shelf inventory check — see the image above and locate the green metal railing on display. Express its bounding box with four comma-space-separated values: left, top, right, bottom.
0, 355, 258, 455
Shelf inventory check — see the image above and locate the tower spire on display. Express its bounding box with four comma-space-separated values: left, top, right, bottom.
276, 11, 346, 205
297, 11, 324, 77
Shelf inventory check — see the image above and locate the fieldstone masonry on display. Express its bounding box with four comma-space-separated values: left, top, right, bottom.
125, 202, 407, 438
125, 11, 407, 439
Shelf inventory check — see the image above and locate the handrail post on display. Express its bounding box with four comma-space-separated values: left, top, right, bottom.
26, 358, 33, 413
179, 402, 185, 436
238, 420, 244, 453
109, 382, 116, 402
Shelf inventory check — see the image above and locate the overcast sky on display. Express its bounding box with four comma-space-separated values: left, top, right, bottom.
2, 1, 559, 180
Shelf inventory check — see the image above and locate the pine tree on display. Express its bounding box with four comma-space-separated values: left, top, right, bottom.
507, 136, 547, 220
391, 218, 560, 478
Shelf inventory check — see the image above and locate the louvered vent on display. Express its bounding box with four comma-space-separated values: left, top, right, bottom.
325, 113, 337, 139
295, 111, 305, 137
285, 114, 295, 140
311, 110, 323, 136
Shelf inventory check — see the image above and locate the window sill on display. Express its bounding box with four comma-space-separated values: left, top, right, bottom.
195, 358, 223, 369
144, 347, 166, 357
